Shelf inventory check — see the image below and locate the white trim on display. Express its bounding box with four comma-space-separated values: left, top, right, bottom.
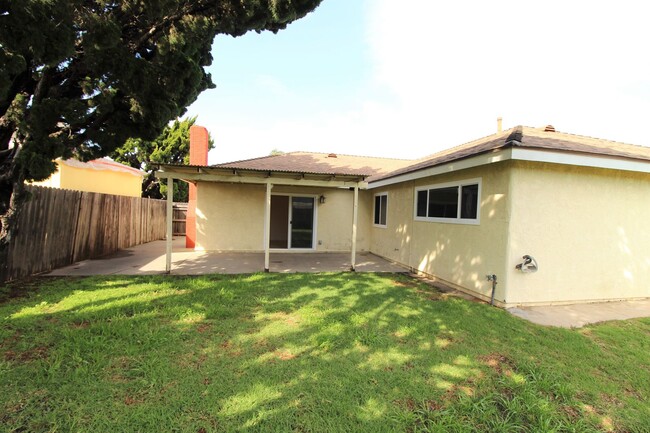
369, 150, 510, 189
510, 148, 650, 173
264, 183, 273, 271
165, 177, 173, 273
351, 184, 359, 271
156, 169, 368, 189
373, 192, 388, 228
369, 147, 650, 189
413, 178, 481, 225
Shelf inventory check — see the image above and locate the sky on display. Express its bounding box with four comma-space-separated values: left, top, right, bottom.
185, 0, 650, 165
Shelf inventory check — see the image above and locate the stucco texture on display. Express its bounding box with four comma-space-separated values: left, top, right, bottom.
32, 161, 142, 197
195, 182, 370, 252
505, 161, 650, 305
369, 163, 512, 303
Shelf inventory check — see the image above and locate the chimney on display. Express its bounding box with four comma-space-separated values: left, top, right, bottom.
186, 125, 209, 249
497, 117, 503, 133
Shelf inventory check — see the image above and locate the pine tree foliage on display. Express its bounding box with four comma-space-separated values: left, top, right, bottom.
112, 116, 214, 202
0, 0, 322, 278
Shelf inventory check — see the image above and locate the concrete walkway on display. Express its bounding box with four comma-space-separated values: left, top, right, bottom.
45, 238, 649, 328
507, 300, 650, 328
46, 237, 408, 276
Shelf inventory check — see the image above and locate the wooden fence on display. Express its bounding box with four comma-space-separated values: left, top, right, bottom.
4, 185, 166, 282
172, 202, 187, 236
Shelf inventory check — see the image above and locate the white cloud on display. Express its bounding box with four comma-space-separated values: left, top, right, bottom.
364, 0, 650, 146
197, 0, 650, 164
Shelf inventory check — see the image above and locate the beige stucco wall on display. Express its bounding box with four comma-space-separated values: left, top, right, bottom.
505, 162, 650, 305
31, 161, 142, 197
195, 182, 370, 252
369, 163, 512, 302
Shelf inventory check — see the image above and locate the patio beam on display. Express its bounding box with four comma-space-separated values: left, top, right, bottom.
165, 176, 173, 273
263, 182, 273, 272
155, 170, 367, 189
350, 183, 359, 271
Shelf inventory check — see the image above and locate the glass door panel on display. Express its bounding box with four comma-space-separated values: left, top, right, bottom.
290, 197, 314, 249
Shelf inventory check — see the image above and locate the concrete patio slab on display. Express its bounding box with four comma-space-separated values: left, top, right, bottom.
46, 237, 408, 276
507, 299, 650, 328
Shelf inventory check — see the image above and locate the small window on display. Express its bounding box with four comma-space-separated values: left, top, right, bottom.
414, 179, 481, 224
374, 193, 387, 227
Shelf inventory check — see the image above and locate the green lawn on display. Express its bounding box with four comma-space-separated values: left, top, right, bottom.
1, 274, 649, 432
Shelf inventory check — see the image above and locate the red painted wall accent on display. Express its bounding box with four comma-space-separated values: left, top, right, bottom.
186, 125, 209, 248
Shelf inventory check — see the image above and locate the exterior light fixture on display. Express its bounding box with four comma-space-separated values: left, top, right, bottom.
319, 195, 326, 204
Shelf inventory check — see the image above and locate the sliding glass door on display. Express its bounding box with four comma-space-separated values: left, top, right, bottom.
270, 195, 315, 249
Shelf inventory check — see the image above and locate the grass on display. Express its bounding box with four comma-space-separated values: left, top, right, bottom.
0, 273, 649, 432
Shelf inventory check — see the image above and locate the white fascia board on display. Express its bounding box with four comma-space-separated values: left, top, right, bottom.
510, 148, 650, 173
368, 149, 512, 189
368, 146, 650, 189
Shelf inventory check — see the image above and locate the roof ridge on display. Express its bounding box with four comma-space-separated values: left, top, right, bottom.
211, 152, 293, 167
279, 150, 414, 162
214, 150, 414, 166
415, 127, 517, 162
521, 125, 649, 149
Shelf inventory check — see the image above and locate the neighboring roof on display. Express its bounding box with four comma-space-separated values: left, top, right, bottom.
213, 151, 414, 178
60, 157, 144, 177
371, 126, 650, 183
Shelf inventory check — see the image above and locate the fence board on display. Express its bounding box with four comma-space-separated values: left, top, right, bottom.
172, 203, 187, 236
4, 185, 166, 282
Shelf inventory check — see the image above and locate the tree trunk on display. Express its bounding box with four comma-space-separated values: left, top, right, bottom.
0, 139, 26, 282
0, 179, 25, 282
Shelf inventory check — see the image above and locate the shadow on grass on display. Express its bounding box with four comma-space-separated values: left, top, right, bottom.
1, 273, 647, 432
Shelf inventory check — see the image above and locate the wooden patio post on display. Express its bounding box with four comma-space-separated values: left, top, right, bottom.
166, 176, 173, 273
263, 182, 272, 272
351, 183, 359, 271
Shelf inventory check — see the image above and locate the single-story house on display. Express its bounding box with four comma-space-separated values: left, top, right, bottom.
156, 125, 650, 307
32, 157, 144, 197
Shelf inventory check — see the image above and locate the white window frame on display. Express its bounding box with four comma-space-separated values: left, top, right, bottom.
373, 192, 388, 228
413, 178, 481, 225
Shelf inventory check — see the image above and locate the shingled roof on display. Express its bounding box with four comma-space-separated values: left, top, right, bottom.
370, 126, 650, 182
213, 151, 413, 178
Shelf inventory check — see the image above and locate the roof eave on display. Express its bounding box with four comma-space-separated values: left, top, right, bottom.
154, 163, 368, 187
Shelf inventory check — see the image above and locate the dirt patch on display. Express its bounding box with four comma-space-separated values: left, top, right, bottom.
600, 393, 623, 408
70, 320, 90, 329
393, 279, 418, 288
196, 323, 211, 333
394, 398, 417, 411
562, 405, 580, 420
274, 349, 297, 361
219, 340, 242, 357
4, 345, 49, 362
124, 395, 144, 406
478, 353, 516, 375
